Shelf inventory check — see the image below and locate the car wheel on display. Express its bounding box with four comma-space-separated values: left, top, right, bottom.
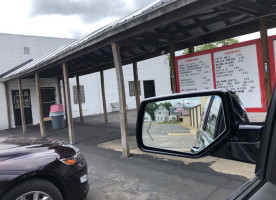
2, 178, 63, 200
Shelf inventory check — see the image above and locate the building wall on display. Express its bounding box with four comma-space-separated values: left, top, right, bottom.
68, 55, 171, 118
0, 33, 74, 130
0, 55, 171, 130
144, 112, 152, 122
154, 105, 169, 122
0, 34, 171, 130
0, 83, 8, 130
0, 33, 74, 74
3, 78, 59, 129
183, 116, 191, 127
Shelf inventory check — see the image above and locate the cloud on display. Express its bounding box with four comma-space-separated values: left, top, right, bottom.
29, 0, 154, 24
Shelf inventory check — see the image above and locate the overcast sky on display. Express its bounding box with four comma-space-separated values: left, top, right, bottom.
0, 0, 153, 39
0, 0, 275, 41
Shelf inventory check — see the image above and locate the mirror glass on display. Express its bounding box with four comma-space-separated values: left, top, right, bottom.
142, 95, 226, 153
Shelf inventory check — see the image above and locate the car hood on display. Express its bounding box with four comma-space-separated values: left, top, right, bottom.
0, 137, 79, 172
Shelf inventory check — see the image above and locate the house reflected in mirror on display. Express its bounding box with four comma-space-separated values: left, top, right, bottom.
142, 95, 226, 154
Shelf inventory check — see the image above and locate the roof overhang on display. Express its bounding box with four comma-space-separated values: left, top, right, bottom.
1, 0, 276, 82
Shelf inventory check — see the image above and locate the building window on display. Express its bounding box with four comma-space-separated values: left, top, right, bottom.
129, 81, 141, 96
23, 47, 30, 55
73, 85, 85, 104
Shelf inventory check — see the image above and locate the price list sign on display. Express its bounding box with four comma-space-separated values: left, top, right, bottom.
214, 45, 262, 108
177, 54, 214, 92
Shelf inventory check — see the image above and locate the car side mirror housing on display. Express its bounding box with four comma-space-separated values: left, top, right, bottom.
136, 90, 236, 158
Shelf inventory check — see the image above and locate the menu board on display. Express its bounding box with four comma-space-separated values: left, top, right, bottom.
177, 54, 214, 92
214, 45, 262, 108
273, 40, 276, 69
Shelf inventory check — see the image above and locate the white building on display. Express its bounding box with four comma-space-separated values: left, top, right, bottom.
154, 105, 169, 122
143, 112, 152, 122
0, 33, 171, 130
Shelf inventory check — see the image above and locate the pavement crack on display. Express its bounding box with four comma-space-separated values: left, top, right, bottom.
204, 179, 232, 200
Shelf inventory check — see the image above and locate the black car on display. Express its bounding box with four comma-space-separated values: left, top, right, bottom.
0, 137, 89, 200
137, 88, 276, 199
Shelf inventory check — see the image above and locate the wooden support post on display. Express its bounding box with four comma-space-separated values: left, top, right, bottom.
100, 70, 108, 123
35, 73, 46, 138
76, 76, 84, 122
62, 77, 68, 125
111, 41, 130, 157
169, 41, 177, 93
193, 108, 196, 127
190, 110, 192, 126
4, 82, 11, 129
62, 63, 75, 144
195, 106, 198, 128
57, 78, 63, 104
189, 45, 194, 54
18, 79, 26, 134
133, 62, 140, 113
260, 17, 272, 107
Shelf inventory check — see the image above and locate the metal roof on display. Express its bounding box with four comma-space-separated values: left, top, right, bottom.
1, 0, 276, 82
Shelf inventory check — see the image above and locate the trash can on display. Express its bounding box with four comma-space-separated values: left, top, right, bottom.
50, 104, 65, 129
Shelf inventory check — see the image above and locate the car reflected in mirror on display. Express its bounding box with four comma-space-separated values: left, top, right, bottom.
142, 95, 226, 154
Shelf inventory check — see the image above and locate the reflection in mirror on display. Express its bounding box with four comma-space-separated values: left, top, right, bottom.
142, 95, 226, 154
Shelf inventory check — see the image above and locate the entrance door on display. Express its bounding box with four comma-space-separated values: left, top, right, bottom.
143, 80, 156, 98
12, 89, 33, 126
41, 88, 56, 117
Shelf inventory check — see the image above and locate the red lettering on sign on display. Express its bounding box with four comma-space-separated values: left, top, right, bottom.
186, 58, 199, 62
225, 49, 241, 55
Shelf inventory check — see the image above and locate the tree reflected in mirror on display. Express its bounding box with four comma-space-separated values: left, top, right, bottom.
142, 95, 226, 154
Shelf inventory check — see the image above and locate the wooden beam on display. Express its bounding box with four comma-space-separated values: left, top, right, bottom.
169, 41, 177, 93
4, 82, 11, 129
62, 77, 68, 126
137, 32, 170, 40
120, 38, 167, 47
62, 63, 75, 144
17, 79, 26, 134
111, 41, 130, 157
57, 78, 62, 104
196, 107, 198, 128
76, 76, 84, 122
227, 0, 276, 16
35, 73, 46, 138
100, 70, 108, 123
188, 44, 194, 54
173, 12, 237, 35
260, 18, 272, 107
190, 109, 192, 126
193, 108, 196, 128
133, 62, 140, 113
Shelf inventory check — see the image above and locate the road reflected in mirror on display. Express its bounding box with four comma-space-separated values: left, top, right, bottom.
142, 95, 226, 153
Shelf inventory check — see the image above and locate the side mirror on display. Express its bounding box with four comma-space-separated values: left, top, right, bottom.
136, 90, 234, 158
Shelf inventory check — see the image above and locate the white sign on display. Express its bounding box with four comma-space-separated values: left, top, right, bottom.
177, 54, 214, 92
273, 40, 276, 73
214, 45, 262, 108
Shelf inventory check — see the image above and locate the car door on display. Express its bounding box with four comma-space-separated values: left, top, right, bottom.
136, 88, 276, 199
228, 88, 276, 199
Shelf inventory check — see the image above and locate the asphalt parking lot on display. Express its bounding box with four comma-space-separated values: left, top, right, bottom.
0, 110, 263, 200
